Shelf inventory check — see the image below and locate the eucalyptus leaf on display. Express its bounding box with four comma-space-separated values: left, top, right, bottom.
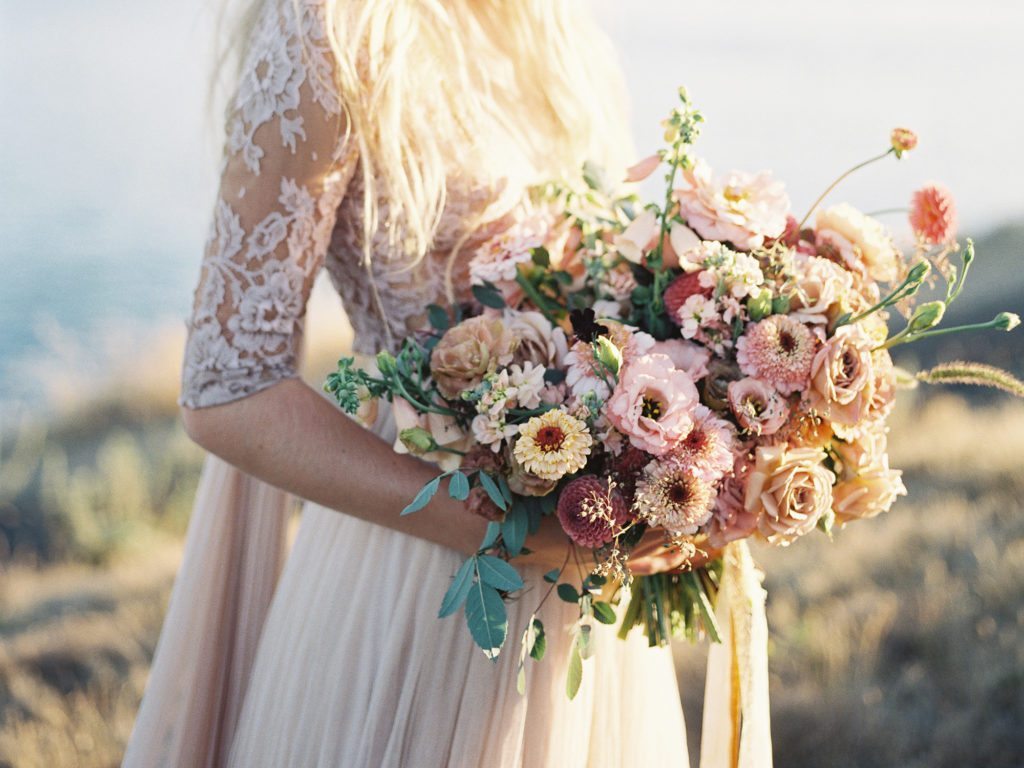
426, 303, 450, 331
478, 473, 508, 511
401, 476, 441, 516
592, 601, 617, 625
529, 618, 546, 661
448, 470, 470, 501
543, 568, 560, 584
480, 521, 501, 550
477, 555, 525, 592
438, 556, 476, 618
501, 505, 528, 557
557, 583, 580, 603
465, 579, 508, 659
566, 644, 583, 700
472, 283, 506, 309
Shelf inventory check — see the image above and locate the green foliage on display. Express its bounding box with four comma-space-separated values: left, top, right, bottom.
476, 555, 524, 592
465, 578, 507, 660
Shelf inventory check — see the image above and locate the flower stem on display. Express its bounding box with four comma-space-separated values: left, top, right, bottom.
798, 148, 895, 230
881, 317, 1009, 349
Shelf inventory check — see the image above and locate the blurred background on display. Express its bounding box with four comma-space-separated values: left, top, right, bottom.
1, 0, 1022, 766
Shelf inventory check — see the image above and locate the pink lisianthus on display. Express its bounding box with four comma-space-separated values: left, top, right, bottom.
556, 475, 631, 548
909, 183, 958, 245
651, 339, 712, 381
727, 377, 791, 437
673, 160, 790, 251
606, 353, 700, 456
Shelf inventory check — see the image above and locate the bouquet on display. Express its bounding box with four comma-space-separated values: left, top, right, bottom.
326, 88, 1022, 698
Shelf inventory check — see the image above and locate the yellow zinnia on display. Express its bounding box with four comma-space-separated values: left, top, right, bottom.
513, 409, 593, 482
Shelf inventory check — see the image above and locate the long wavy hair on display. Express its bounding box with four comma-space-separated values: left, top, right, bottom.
214, 0, 633, 263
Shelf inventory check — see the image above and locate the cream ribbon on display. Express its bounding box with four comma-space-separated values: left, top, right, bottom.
699, 540, 773, 768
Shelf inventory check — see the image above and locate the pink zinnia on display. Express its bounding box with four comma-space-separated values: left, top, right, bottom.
909, 183, 957, 245
668, 405, 735, 482
736, 315, 817, 395
556, 475, 630, 549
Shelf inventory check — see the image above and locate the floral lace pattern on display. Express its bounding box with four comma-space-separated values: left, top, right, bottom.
181, 0, 512, 408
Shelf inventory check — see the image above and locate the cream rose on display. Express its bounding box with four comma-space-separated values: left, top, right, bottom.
505, 310, 560, 367
745, 445, 834, 546
788, 254, 854, 326
808, 325, 875, 428
430, 315, 517, 398
832, 461, 906, 525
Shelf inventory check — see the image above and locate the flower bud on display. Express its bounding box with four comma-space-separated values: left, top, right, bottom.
995, 312, 1021, 332
890, 127, 918, 157
771, 294, 792, 316
593, 335, 623, 376
906, 260, 931, 286
376, 351, 397, 376
746, 288, 773, 321
908, 301, 946, 333
399, 427, 437, 455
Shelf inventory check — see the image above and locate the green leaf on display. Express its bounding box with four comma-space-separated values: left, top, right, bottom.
532, 246, 551, 268
448, 470, 470, 501
472, 283, 506, 309
497, 475, 514, 506
529, 618, 547, 661
465, 579, 508, 659
557, 583, 580, 603
438, 556, 476, 618
480, 521, 501, 550
501, 505, 528, 557
477, 555, 525, 592
577, 624, 595, 660
478, 473, 508, 511
401, 476, 441, 516
592, 601, 617, 625
543, 568, 560, 584
583, 573, 607, 591
426, 303, 450, 331
566, 644, 583, 699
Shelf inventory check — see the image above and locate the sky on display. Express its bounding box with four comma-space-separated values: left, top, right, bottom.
0, 0, 1022, 400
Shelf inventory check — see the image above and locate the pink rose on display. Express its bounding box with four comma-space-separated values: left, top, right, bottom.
606, 353, 699, 456
727, 377, 790, 436
807, 325, 875, 428
707, 457, 759, 549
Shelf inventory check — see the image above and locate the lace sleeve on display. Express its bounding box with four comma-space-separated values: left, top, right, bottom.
180, 0, 356, 409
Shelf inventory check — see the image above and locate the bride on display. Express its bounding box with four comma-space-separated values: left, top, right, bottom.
123, 1, 755, 765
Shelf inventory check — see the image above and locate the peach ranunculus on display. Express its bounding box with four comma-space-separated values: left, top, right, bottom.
745, 445, 835, 546
815, 203, 900, 284
788, 253, 855, 327
807, 324, 875, 429
391, 397, 472, 472
727, 377, 791, 437
430, 315, 517, 398
673, 160, 790, 251
606, 353, 700, 456
651, 339, 712, 381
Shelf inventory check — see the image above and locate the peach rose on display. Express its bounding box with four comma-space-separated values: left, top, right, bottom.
505, 310, 560, 368
606, 353, 700, 456
430, 315, 517, 398
745, 445, 835, 546
832, 460, 906, 525
807, 325, 875, 428
788, 254, 854, 327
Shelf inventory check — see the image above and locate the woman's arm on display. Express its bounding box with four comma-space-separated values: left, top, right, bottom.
182, 379, 489, 555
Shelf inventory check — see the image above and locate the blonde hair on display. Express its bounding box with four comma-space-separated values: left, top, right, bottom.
215, 0, 634, 260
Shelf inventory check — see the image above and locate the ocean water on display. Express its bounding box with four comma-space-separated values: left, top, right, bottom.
1, 0, 1022, 404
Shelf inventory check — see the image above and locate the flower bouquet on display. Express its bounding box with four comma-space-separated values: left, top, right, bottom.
326, 88, 1022, 698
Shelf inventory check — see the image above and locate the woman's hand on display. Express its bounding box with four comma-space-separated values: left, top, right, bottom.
628, 530, 720, 575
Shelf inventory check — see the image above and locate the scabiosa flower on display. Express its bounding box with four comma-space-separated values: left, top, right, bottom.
634, 458, 716, 536
727, 378, 791, 437
736, 315, 817, 395
669, 405, 735, 482
513, 408, 592, 482
556, 475, 631, 548
909, 183, 958, 245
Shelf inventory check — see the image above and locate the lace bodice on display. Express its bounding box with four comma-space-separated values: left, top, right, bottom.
180, 0, 511, 409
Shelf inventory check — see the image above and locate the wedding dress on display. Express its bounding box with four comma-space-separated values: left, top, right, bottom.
123, 1, 769, 765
